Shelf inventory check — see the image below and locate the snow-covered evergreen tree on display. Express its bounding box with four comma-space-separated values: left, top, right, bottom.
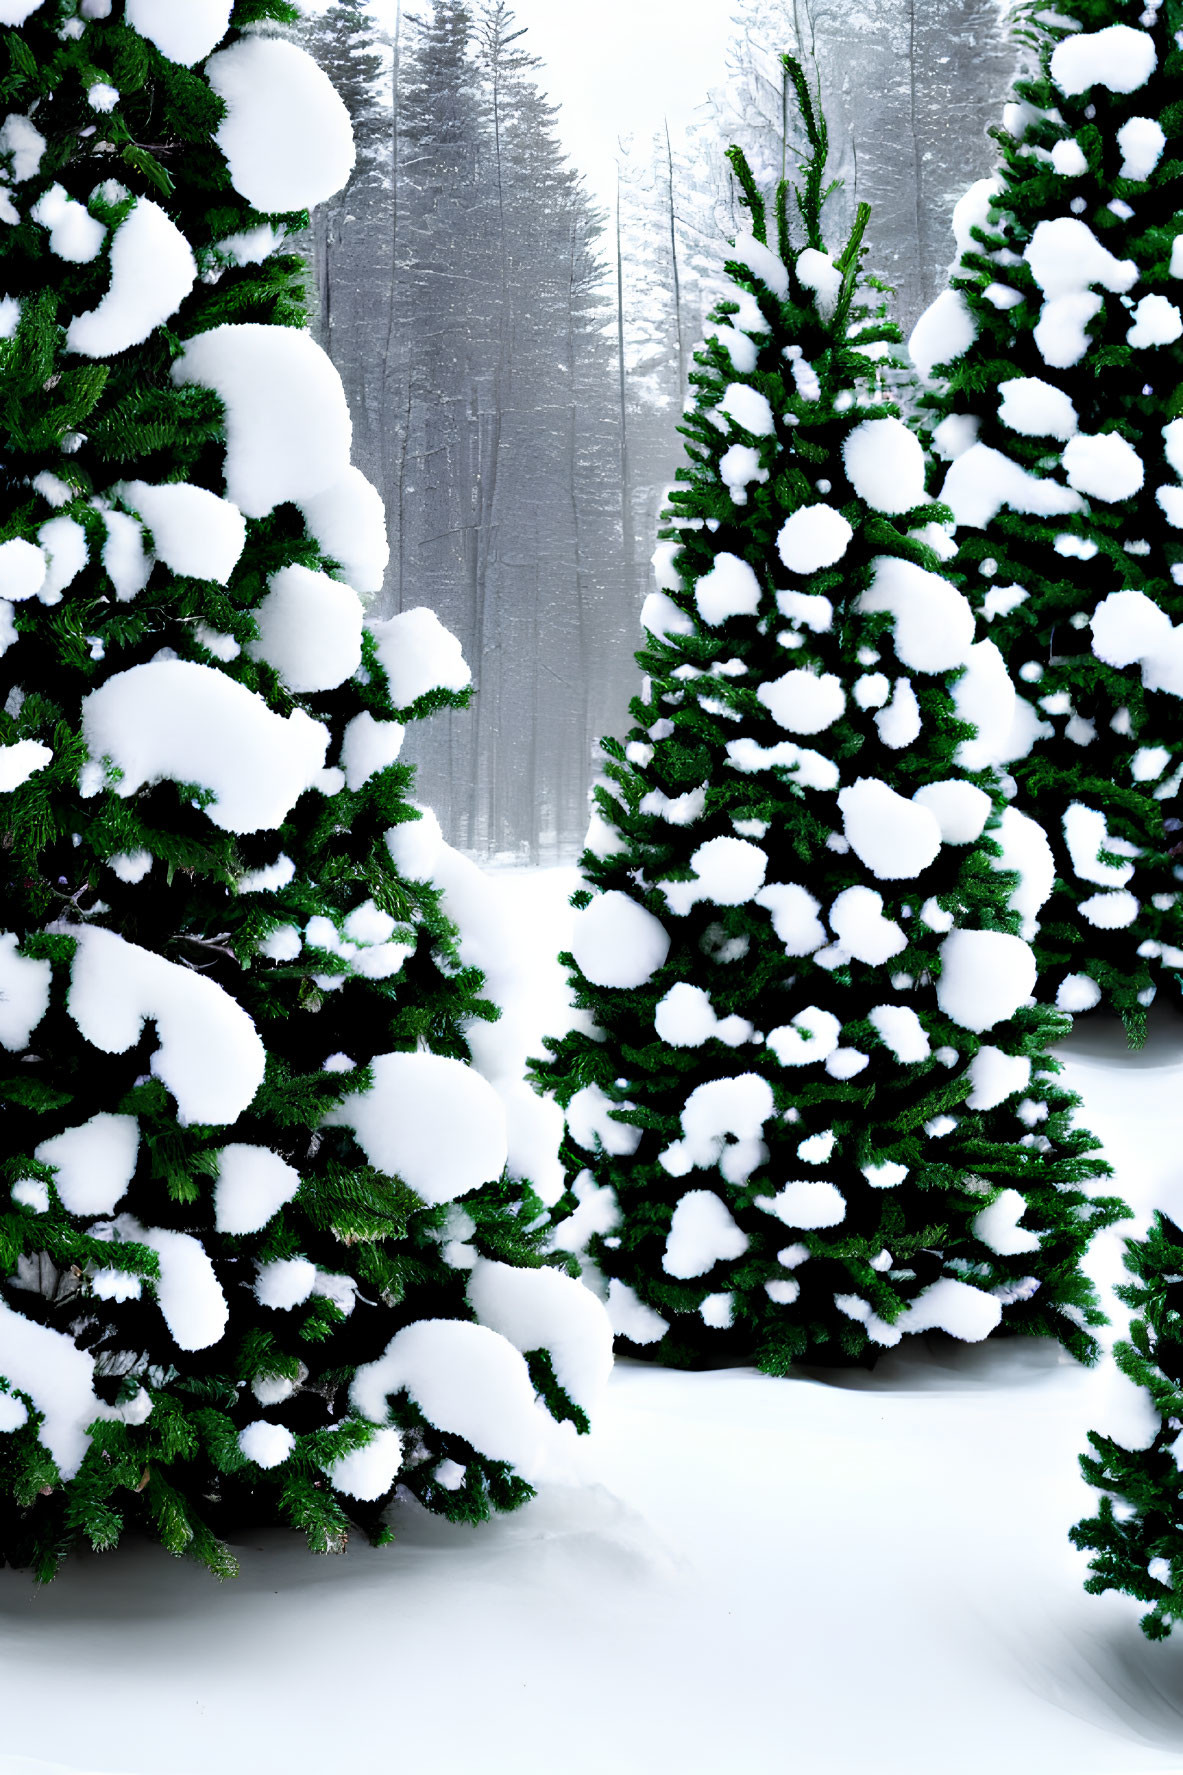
536, 66, 1124, 1373
1072, 1212, 1183, 1639
0, 0, 607, 1579
912, 0, 1183, 1036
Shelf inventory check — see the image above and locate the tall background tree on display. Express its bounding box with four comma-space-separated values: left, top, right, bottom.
302, 0, 1035, 862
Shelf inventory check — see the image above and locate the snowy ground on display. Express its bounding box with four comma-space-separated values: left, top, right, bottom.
3, 868, 1183, 1775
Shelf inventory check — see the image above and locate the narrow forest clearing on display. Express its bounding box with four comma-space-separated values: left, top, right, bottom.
1, 867, 1181, 1775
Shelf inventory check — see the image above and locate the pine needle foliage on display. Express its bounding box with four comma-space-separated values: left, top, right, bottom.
0, 0, 581, 1579
915, 0, 1183, 1038
1072, 1213, 1183, 1639
535, 63, 1124, 1374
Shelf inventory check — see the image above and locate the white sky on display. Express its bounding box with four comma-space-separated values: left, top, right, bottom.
359, 0, 734, 214
499, 0, 732, 210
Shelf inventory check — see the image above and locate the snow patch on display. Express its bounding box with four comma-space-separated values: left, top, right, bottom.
324, 1052, 508, 1206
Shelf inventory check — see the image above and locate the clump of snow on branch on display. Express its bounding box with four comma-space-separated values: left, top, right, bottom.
171, 325, 353, 519
81, 660, 331, 833
207, 38, 355, 213
67, 200, 196, 359
62, 925, 266, 1125
324, 1052, 508, 1206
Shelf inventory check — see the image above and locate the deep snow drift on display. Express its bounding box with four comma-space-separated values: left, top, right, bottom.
1, 866, 1182, 1775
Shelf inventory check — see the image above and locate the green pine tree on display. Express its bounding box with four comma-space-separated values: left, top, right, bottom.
534, 64, 1125, 1375
912, 0, 1183, 1039
0, 0, 601, 1580
1072, 1212, 1183, 1640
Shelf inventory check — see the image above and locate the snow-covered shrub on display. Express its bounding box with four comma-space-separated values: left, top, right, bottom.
0, 0, 607, 1578
534, 67, 1124, 1373
1072, 1212, 1183, 1640
914, 0, 1183, 1036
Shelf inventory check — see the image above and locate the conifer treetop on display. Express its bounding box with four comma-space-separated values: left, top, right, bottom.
536, 75, 1123, 1374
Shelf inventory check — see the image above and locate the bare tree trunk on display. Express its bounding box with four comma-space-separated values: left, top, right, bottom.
382, 3, 403, 599
664, 117, 686, 402
615, 164, 634, 587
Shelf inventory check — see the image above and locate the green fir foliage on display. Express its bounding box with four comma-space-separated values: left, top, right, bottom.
534, 64, 1125, 1374
915, 0, 1183, 1037
0, 0, 581, 1578
1072, 1212, 1183, 1639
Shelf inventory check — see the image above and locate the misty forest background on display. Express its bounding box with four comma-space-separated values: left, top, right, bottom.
301, 0, 1016, 859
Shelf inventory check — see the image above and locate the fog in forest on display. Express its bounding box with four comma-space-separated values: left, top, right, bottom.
302, 0, 1021, 861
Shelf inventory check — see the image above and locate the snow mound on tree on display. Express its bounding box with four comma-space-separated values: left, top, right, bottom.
124, 0, 232, 63
672, 1074, 773, 1182
662, 1190, 749, 1279
570, 890, 669, 988
1050, 24, 1156, 97
755, 882, 826, 955
247, 564, 363, 693
207, 38, 355, 213
67, 198, 195, 358
115, 1216, 228, 1352
940, 442, 1085, 530
340, 712, 404, 792
34, 1113, 138, 1216
842, 418, 927, 513
81, 659, 331, 833
952, 640, 1016, 772
997, 377, 1078, 440
909, 289, 978, 381
323, 1052, 508, 1206
694, 551, 762, 625
0, 536, 46, 600
767, 1006, 842, 1066
857, 556, 974, 671
662, 836, 767, 915
0, 738, 51, 791
467, 1257, 613, 1416
828, 886, 906, 965
757, 667, 845, 734
654, 982, 753, 1047
936, 930, 1037, 1033
297, 466, 389, 595
213, 1145, 302, 1236
966, 1046, 1030, 1110
1090, 591, 1183, 697
351, 1319, 578, 1483
0, 933, 50, 1050
895, 1277, 1001, 1340
732, 231, 788, 298
717, 382, 774, 437
755, 1179, 846, 1229
869, 1003, 930, 1063
1023, 217, 1137, 300
0, 1297, 105, 1479
368, 606, 471, 708
31, 182, 104, 262
238, 1421, 295, 1471
912, 780, 991, 845
1116, 116, 1165, 181
566, 1083, 641, 1157
838, 778, 942, 880
38, 515, 88, 600
321, 1425, 402, 1500
62, 925, 266, 1125
113, 480, 246, 584
776, 503, 852, 573
172, 324, 353, 519
1062, 433, 1144, 502
795, 248, 842, 316
1127, 295, 1182, 350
